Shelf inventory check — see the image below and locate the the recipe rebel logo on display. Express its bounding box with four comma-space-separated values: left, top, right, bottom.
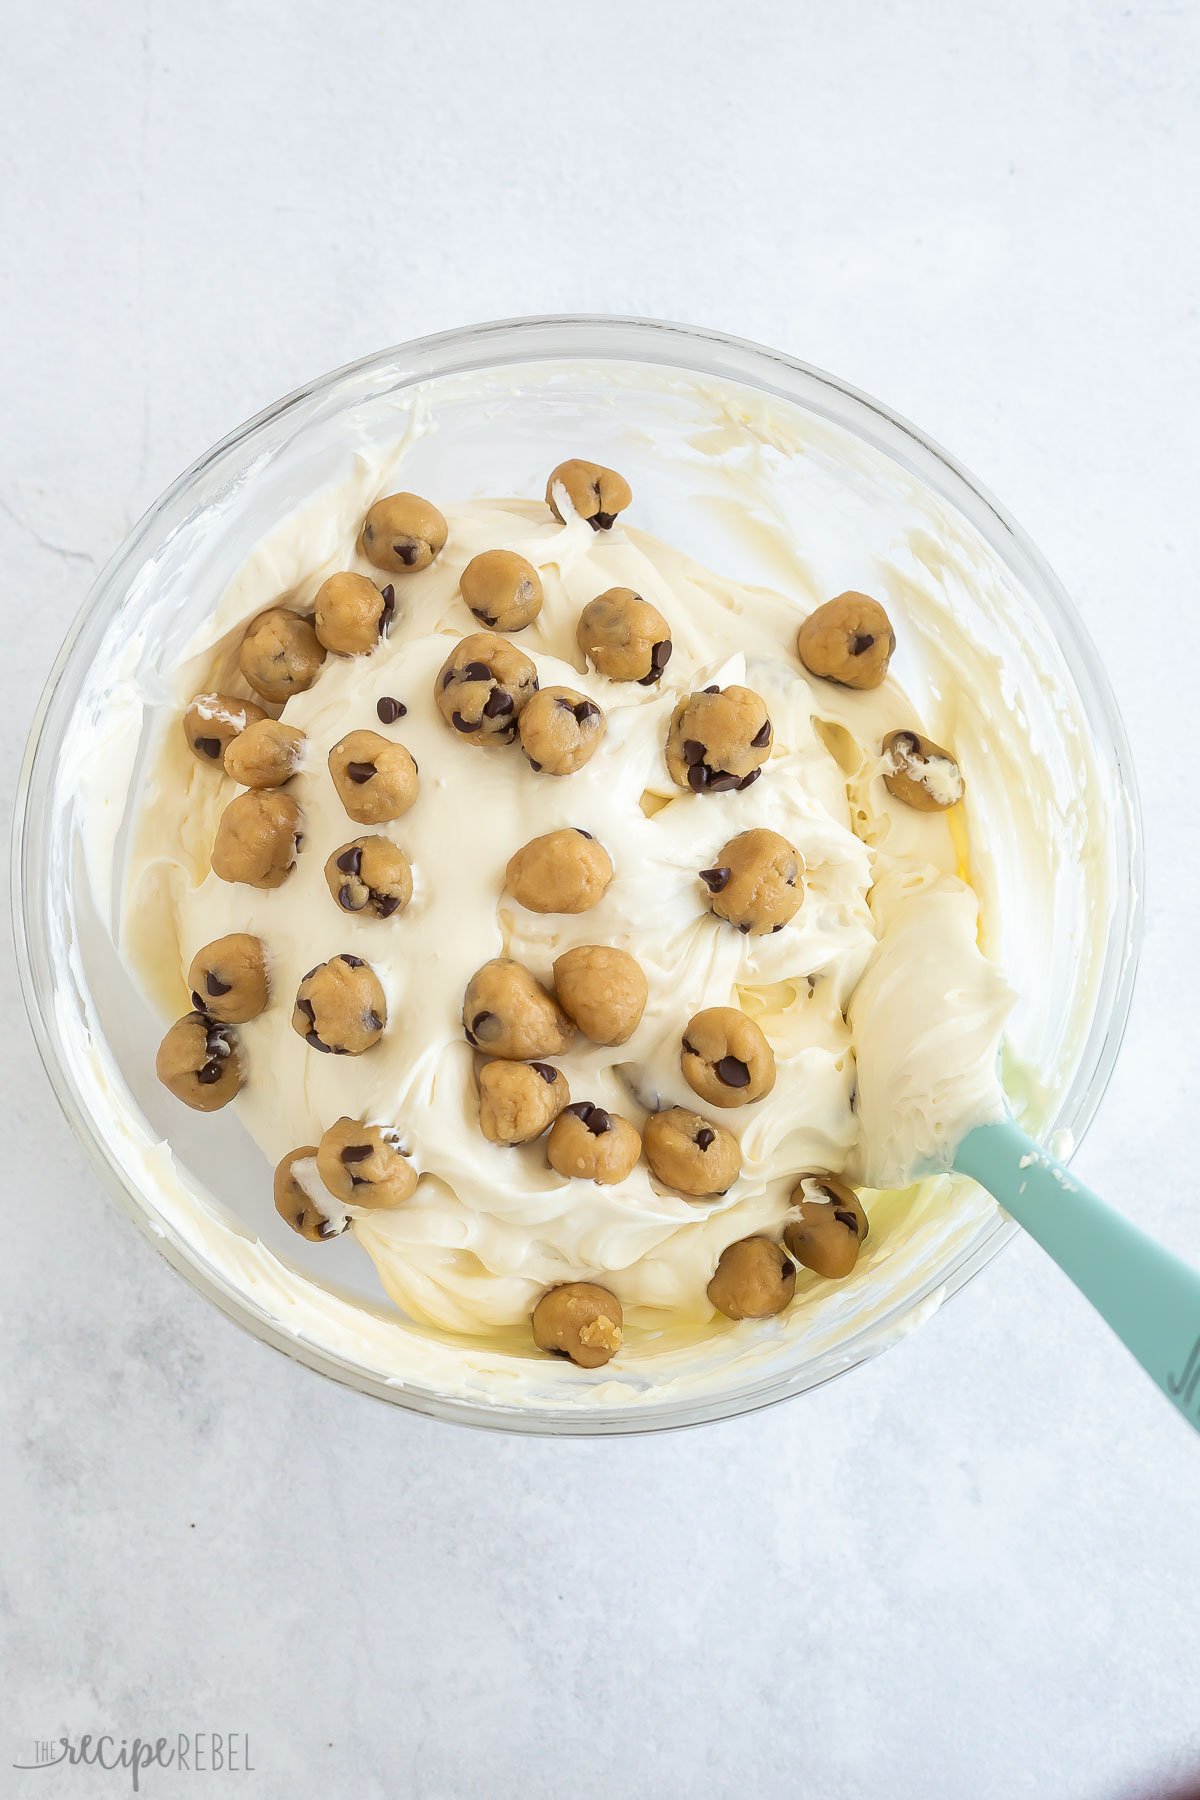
12, 1732, 254, 1790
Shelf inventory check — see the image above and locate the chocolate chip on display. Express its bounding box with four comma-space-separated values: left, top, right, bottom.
531, 1063, 558, 1083
715, 1056, 751, 1087
573, 700, 601, 724
461, 661, 492, 682
682, 1039, 697, 1056
564, 1101, 592, 1120
197, 1060, 223, 1084
451, 711, 476, 733
574, 827, 594, 839
442, 669, 455, 689
700, 866, 731, 893
341, 1144, 373, 1165
695, 1127, 716, 1151
394, 542, 419, 566
833, 1208, 861, 1234
527, 758, 542, 771
482, 689, 514, 718
687, 763, 710, 792
190, 990, 205, 1011
376, 695, 406, 723
376, 894, 401, 918
652, 639, 672, 670
339, 954, 365, 967
470, 608, 496, 625
703, 684, 720, 695
205, 971, 232, 997
380, 584, 396, 628
851, 633, 875, 655
591, 511, 616, 531
346, 761, 376, 784
682, 738, 706, 765
337, 884, 364, 911
706, 771, 740, 792
585, 1108, 612, 1135
306, 1030, 332, 1052
750, 719, 772, 748
470, 1011, 497, 1041
366, 1010, 384, 1032
772, 923, 785, 933
195, 736, 222, 759
738, 922, 753, 934
296, 997, 316, 1023
737, 768, 762, 791
336, 846, 363, 875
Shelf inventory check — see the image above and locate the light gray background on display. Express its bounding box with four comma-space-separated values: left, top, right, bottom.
3, 2, 1198, 1796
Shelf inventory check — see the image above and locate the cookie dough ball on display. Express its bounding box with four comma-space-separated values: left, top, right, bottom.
546, 1103, 641, 1185
784, 1175, 869, 1278
223, 718, 305, 789
666, 685, 772, 793
642, 1107, 741, 1197
477, 1059, 570, 1145
361, 491, 447, 574
183, 692, 267, 769
881, 728, 964, 811
707, 1237, 796, 1320
316, 1117, 417, 1208
210, 789, 301, 889
545, 459, 631, 531
576, 588, 672, 685
700, 828, 804, 936
460, 550, 543, 631
505, 828, 613, 914
328, 730, 419, 823
518, 687, 606, 775
681, 1006, 776, 1107
314, 572, 395, 655
274, 1146, 349, 1242
531, 1282, 624, 1368
435, 632, 539, 745
463, 958, 576, 1059
238, 608, 326, 703
552, 945, 647, 1045
186, 933, 268, 1023
292, 954, 386, 1055
324, 836, 413, 918
797, 592, 895, 690
155, 1011, 243, 1112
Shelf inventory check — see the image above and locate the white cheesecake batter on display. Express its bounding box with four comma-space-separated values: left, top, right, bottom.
123, 479, 1012, 1351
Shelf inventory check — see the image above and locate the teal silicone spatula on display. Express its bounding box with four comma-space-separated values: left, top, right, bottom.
954, 1119, 1200, 1432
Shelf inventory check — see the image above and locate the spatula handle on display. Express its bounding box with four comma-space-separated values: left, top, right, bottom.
955, 1119, 1200, 1433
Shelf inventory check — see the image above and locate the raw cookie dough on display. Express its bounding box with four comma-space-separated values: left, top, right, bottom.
531, 1282, 624, 1367
155, 1012, 243, 1111
505, 828, 613, 913
361, 491, 447, 573
517, 687, 605, 775
328, 730, 419, 823
187, 932, 268, 1023
477, 1059, 570, 1145
210, 789, 301, 889
576, 588, 672, 685
460, 550, 543, 631
681, 1006, 776, 1107
324, 837, 413, 918
665, 685, 772, 792
292, 955, 386, 1055
274, 1147, 349, 1241
223, 718, 305, 789
462, 959, 575, 1059
784, 1175, 869, 1277
707, 1238, 796, 1320
238, 608, 326, 702
552, 945, 647, 1045
314, 572, 395, 655
700, 828, 804, 936
546, 1103, 641, 1184
316, 1117, 417, 1208
881, 729, 964, 811
545, 459, 631, 531
183, 692, 267, 769
642, 1107, 741, 1197
435, 631, 539, 745
797, 592, 895, 690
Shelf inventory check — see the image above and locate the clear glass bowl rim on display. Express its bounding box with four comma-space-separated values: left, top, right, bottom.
11, 313, 1144, 1437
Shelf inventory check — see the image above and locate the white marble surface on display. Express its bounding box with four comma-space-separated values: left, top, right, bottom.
3, 2, 1198, 1795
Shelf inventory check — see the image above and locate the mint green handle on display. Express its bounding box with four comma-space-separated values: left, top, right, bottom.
955, 1119, 1200, 1433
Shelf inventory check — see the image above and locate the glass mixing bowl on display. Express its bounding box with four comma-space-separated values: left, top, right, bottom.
12, 316, 1141, 1435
